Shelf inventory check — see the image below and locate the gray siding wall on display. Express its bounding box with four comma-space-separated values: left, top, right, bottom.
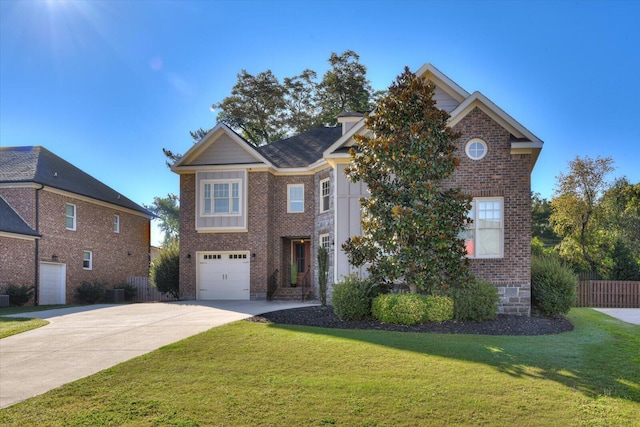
191, 134, 257, 165
433, 86, 461, 113
334, 163, 368, 282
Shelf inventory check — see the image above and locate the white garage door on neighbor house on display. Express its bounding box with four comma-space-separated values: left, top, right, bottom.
39, 262, 66, 305
197, 252, 250, 300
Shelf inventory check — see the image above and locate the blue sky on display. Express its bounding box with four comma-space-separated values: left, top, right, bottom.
1, 0, 639, 245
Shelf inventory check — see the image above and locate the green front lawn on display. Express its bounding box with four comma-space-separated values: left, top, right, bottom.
1, 308, 638, 426
0, 317, 49, 339
0, 305, 72, 338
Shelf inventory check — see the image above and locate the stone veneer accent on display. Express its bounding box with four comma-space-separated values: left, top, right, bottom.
313, 168, 334, 302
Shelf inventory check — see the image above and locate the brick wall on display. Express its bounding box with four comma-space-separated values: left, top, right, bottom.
0, 236, 36, 288
445, 107, 532, 314
37, 190, 150, 303
179, 171, 317, 299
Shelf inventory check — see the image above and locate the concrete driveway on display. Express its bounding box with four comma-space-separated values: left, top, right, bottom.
0, 300, 316, 408
593, 308, 640, 325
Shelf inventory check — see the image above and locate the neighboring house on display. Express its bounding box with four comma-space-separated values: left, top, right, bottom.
0, 146, 153, 304
172, 63, 543, 315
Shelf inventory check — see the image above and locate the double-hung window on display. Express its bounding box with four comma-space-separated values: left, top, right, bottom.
83, 251, 93, 270
66, 204, 76, 230
288, 184, 304, 213
113, 215, 120, 233
202, 180, 241, 215
320, 178, 330, 213
462, 197, 503, 258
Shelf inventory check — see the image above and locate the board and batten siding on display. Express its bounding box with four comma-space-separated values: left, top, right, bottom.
334, 163, 368, 281
196, 170, 247, 231
190, 133, 258, 165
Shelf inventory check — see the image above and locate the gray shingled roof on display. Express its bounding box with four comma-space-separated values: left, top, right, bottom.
257, 126, 342, 168
0, 146, 152, 216
0, 196, 40, 237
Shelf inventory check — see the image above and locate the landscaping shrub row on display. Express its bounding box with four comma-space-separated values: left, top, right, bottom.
331, 274, 498, 325
332, 255, 577, 325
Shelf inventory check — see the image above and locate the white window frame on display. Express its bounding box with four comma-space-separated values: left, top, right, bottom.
113, 215, 120, 233
83, 251, 93, 270
288, 184, 305, 213
465, 138, 488, 161
319, 233, 331, 249
66, 203, 76, 231
201, 179, 242, 216
462, 197, 504, 259
320, 178, 330, 213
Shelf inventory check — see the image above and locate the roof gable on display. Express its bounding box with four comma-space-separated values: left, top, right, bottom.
324, 63, 542, 170
0, 146, 152, 216
173, 123, 271, 169
173, 123, 341, 170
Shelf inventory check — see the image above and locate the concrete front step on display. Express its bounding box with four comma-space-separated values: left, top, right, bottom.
270, 286, 314, 301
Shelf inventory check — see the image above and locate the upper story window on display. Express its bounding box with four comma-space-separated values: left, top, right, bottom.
66, 203, 76, 230
320, 178, 330, 213
461, 197, 503, 258
465, 138, 488, 160
288, 184, 304, 213
83, 251, 93, 270
202, 180, 241, 216
113, 215, 120, 233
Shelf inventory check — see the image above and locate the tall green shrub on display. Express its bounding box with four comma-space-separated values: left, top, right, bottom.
75, 282, 106, 304
531, 255, 577, 317
332, 274, 378, 321
150, 244, 180, 299
318, 246, 329, 306
5, 284, 34, 306
450, 280, 499, 321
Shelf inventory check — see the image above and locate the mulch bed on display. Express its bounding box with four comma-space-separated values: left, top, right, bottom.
247, 305, 574, 336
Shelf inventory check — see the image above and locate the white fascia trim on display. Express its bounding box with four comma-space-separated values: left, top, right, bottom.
415, 63, 470, 102
323, 118, 366, 158
0, 182, 41, 190
449, 91, 543, 144
172, 123, 275, 171
196, 228, 248, 233
0, 231, 40, 241
174, 163, 267, 173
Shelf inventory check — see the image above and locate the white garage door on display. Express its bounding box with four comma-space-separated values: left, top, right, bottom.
197, 252, 250, 300
40, 262, 66, 305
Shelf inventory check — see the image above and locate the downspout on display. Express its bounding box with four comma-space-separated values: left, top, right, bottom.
34, 184, 44, 305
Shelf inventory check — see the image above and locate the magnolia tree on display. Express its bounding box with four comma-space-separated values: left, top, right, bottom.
343, 67, 472, 294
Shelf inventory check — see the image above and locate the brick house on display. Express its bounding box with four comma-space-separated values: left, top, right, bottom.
0, 146, 153, 304
172, 63, 543, 315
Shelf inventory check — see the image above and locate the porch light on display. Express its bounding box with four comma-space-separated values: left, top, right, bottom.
186, 253, 191, 262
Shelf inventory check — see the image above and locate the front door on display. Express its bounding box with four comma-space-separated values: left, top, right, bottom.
292, 240, 311, 285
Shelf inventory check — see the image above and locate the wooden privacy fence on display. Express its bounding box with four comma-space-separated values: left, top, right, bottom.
575, 280, 640, 308
127, 276, 176, 303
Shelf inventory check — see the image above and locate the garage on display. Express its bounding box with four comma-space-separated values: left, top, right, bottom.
40, 262, 66, 305
197, 252, 250, 300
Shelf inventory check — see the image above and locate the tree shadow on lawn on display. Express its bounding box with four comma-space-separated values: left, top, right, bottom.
264, 309, 640, 404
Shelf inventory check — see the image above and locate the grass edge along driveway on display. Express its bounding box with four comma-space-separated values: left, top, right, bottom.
1, 308, 638, 426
